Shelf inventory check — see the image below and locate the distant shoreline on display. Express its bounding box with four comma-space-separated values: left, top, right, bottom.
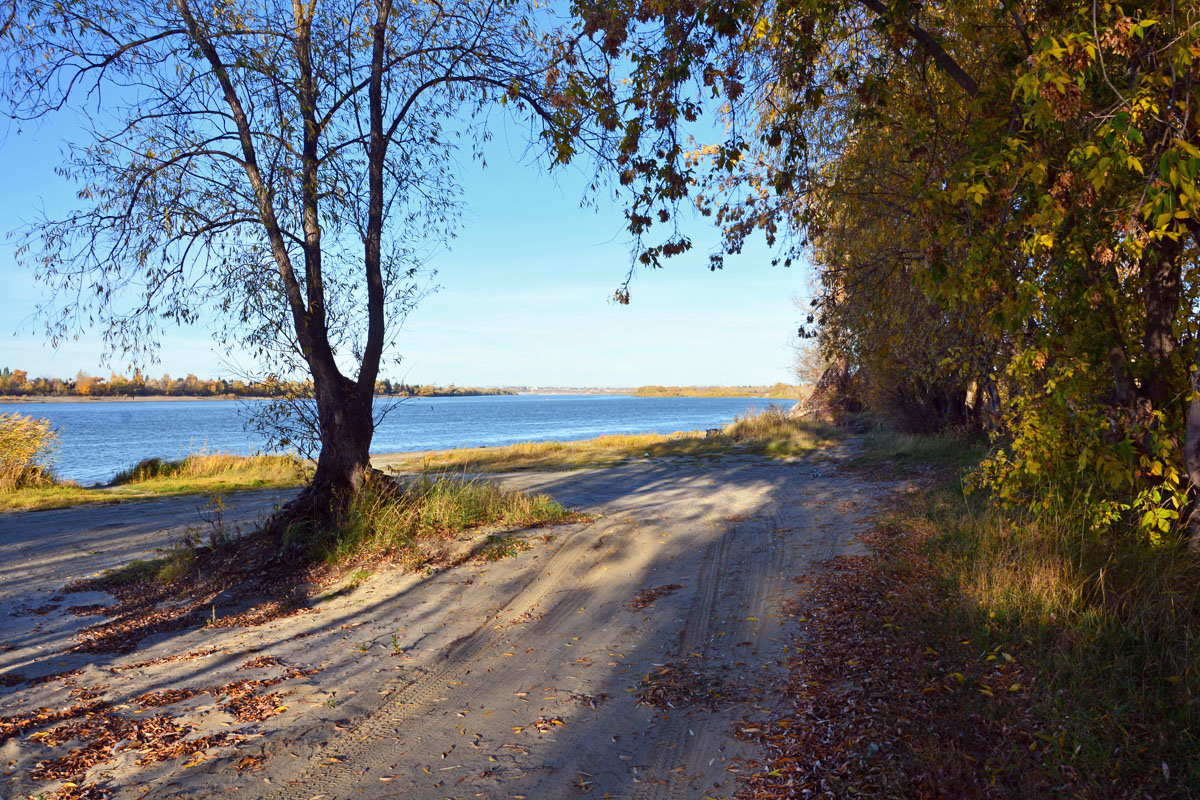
0, 394, 260, 403
1, 392, 801, 404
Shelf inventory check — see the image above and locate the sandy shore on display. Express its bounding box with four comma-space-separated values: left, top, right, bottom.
0, 445, 906, 799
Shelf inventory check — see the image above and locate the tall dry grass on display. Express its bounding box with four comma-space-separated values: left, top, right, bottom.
312, 474, 575, 567
0, 412, 58, 490
385, 406, 838, 472
112, 452, 308, 485
723, 404, 836, 454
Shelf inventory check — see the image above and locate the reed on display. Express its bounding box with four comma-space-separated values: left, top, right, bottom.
0, 412, 58, 490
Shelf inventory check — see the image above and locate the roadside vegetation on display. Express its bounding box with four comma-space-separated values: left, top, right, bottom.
381, 406, 837, 473
849, 427, 990, 473
302, 474, 579, 569
749, 425, 1200, 798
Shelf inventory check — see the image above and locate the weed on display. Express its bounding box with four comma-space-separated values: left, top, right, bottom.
477, 533, 531, 561
345, 569, 371, 588
198, 493, 233, 547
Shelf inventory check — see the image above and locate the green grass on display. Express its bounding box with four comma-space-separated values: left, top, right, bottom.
850, 425, 989, 472
885, 450, 1200, 796
477, 532, 534, 561
87, 546, 201, 587
381, 406, 838, 473
0, 452, 310, 511
301, 474, 581, 569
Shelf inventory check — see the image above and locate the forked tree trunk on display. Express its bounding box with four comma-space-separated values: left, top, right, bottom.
291, 371, 376, 523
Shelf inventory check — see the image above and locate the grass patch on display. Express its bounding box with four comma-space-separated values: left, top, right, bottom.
477, 532, 533, 561
298, 474, 581, 569
383, 406, 838, 473
850, 425, 989, 472
1, 452, 310, 512
86, 545, 201, 588
0, 482, 102, 511
90, 556, 173, 588
109, 453, 309, 491
902, 486, 1200, 796
723, 404, 837, 455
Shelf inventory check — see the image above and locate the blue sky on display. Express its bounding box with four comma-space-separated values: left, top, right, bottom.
0, 114, 809, 387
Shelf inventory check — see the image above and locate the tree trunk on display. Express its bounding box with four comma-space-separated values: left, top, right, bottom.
295, 370, 375, 522
1142, 237, 1182, 409
1187, 363, 1200, 554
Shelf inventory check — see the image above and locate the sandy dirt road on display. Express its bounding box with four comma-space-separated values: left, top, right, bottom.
0, 448, 903, 799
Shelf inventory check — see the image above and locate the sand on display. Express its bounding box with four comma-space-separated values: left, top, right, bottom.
0, 445, 907, 799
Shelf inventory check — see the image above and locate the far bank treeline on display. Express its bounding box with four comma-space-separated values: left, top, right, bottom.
0, 368, 512, 400
634, 383, 804, 399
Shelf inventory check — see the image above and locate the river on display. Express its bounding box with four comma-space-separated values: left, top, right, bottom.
1, 395, 786, 485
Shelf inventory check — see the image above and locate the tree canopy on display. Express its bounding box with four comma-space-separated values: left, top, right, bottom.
577, 0, 1200, 547
3, 0, 596, 510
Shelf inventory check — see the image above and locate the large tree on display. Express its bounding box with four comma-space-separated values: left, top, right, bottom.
2, 0, 591, 515
579, 0, 1200, 547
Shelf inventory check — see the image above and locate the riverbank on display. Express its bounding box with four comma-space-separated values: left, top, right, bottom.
376, 408, 834, 472
1, 395, 792, 487
1, 409, 831, 511
0, 454, 309, 512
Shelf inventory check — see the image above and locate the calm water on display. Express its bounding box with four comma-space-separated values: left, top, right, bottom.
2, 395, 784, 485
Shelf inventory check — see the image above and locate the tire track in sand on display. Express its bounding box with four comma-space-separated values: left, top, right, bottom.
259, 458, 894, 800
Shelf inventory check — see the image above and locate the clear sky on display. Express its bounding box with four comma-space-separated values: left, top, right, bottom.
0, 113, 809, 388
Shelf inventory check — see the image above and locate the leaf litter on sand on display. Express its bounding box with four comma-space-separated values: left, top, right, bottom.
637, 658, 733, 710
62, 527, 324, 655
111, 647, 220, 671
629, 583, 683, 609
10, 653, 318, 794
27, 705, 242, 782
733, 520, 1063, 799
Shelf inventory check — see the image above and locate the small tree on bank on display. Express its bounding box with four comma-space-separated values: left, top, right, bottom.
3, 0, 589, 517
